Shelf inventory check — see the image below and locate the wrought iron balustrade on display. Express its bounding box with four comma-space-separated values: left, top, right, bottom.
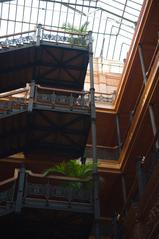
0, 85, 117, 114
0, 30, 36, 49
25, 178, 93, 203
42, 26, 89, 48
0, 185, 15, 203
0, 167, 93, 216
0, 169, 19, 215
0, 24, 89, 51
0, 84, 90, 117
0, 87, 29, 117
34, 85, 90, 111
85, 145, 120, 160
94, 91, 116, 105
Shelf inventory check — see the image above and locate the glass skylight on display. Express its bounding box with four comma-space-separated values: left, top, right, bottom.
0, 0, 144, 63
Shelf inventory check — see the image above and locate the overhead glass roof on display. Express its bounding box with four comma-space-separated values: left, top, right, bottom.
0, 0, 144, 63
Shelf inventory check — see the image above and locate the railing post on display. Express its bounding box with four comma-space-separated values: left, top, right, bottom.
36, 24, 42, 46
28, 81, 35, 112
121, 174, 127, 208
15, 165, 26, 213
138, 43, 159, 149
112, 213, 123, 239
89, 30, 101, 239
136, 157, 146, 199
116, 114, 122, 153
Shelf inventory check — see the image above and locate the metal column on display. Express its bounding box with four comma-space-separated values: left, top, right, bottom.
138, 44, 159, 149
15, 166, 26, 213
36, 24, 42, 46
149, 104, 159, 149
116, 114, 122, 152
136, 158, 145, 199
89, 31, 101, 239
121, 174, 127, 206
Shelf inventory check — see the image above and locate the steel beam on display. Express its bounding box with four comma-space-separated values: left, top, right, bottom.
89, 31, 101, 239
138, 44, 147, 85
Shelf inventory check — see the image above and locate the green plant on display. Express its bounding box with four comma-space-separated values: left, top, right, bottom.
62, 21, 89, 46
43, 159, 95, 189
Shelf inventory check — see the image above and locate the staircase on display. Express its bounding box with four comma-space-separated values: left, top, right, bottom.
0, 25, 100, 238
0, 25, 90, 160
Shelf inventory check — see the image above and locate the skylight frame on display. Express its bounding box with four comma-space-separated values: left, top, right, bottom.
0, 0, 144, 63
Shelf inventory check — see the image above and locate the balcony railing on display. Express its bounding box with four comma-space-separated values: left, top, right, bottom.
34, 85, 90, 112
95, 91, 116, 106
0, 167, 93, 216
119, 131, 159, 238
86, 145, 120, 161
0, 83, 119, 116
0, 24, 89, 51
0, 84, 91, 117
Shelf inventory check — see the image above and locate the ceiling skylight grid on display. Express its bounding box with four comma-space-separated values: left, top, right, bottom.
0, 0, 144, 62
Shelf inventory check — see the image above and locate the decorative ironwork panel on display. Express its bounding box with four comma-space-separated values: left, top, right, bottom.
26, 182, 92, 202
36, 91, 90, 109
0, 185, 15, 202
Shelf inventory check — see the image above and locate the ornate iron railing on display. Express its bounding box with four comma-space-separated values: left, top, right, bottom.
0, 24, 89, 51
42, 26, 89, 47
0, 169, 18, 215
34, 84, 90, 111
95, 91, 116, 105
0, 87, 29, 117
0, 83, 118, 117
0, 84, 91, 117
0, 167, 93, 216
85, 145, 120, 160
26, 169, 93, 203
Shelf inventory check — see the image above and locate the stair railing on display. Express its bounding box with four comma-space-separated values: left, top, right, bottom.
0, 24, 89, 50
0, 168, 19, 216
0, 87, 29, 116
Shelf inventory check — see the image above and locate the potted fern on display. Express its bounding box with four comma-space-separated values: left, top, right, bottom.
43, 159, 94, 190
43, 159, 95, 202
62, 21, 89, 47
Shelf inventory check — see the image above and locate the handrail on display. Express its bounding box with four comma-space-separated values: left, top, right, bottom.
0, 30, 36, 40
37, 85, 115, 101
86, 144, 119, 150
0, 167, 92, 188
36, 84, 89, 95
0, 168, 19, 186
26, 169, 92, 183
0, 87, 29, 98
43, 27, 88, 37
